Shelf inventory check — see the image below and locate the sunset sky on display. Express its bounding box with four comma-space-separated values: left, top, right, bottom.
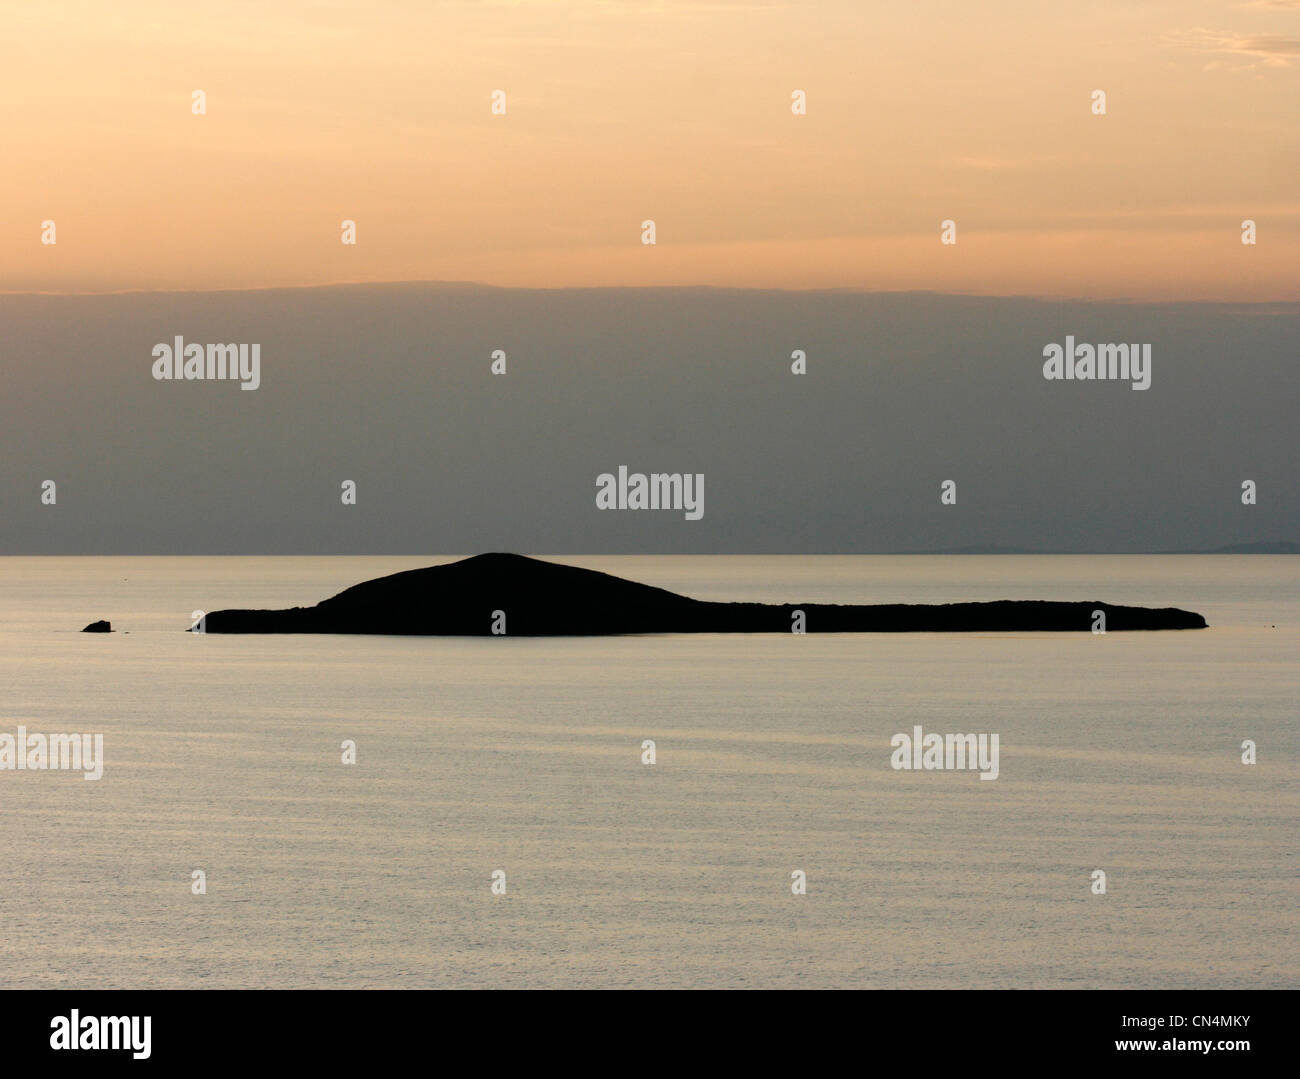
2, 0, 1297, 299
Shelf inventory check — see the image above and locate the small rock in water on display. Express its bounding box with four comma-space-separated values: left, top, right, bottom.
82, 620, 112, 633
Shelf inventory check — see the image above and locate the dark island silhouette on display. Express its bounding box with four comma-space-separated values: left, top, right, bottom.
194, 553, 1207, 635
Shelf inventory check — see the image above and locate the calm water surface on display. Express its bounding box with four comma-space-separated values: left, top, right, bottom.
1, 556, 1296, 988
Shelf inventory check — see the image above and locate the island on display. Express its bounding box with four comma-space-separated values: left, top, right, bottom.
194, 553, 1208, 634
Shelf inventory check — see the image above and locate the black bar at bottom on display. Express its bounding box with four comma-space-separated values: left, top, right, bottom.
4, 989, 1287, 1067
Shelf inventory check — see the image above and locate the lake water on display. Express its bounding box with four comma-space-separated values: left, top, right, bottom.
1, 555, 1296, 989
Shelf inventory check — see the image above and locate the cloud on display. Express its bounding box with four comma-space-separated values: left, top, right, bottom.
1166, 28, 1300, 66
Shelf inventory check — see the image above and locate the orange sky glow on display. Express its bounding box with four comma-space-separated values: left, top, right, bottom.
2, 0, 1297, 299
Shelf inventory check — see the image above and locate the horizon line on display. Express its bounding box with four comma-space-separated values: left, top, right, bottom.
3, 278, 1300, 310
4, 548, 1297, 558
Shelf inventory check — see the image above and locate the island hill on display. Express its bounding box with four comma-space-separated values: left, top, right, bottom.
195, 553, 1208, 635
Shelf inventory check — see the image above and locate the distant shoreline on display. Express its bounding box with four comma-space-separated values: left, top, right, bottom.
888, 543, 1300, 556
